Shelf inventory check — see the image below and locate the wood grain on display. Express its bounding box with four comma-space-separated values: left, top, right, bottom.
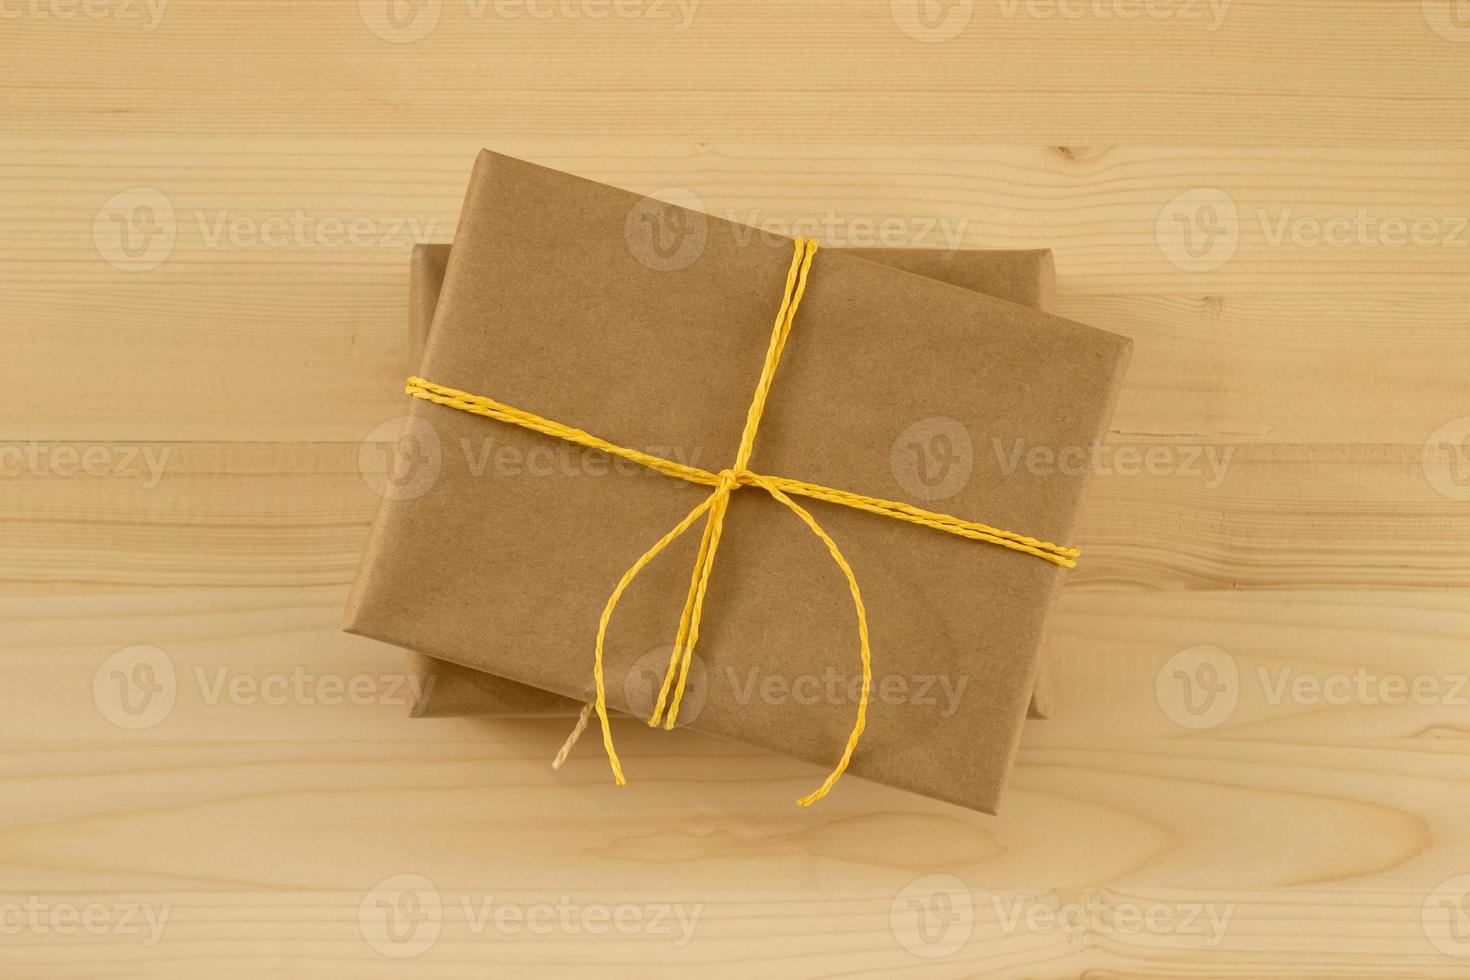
2, 1, 1468, 976
3, 2, 1469, 146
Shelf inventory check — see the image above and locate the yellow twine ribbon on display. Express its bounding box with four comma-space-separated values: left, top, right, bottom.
405, 237, 1078, 806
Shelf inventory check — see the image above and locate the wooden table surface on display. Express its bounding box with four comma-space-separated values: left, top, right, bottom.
4, 2, 1468, 977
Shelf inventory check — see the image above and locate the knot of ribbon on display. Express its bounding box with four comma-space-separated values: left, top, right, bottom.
404, 236, 1079, 806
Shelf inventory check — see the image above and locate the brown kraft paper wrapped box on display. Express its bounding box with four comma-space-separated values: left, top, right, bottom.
345, 151, 1130, 812
402, 242, 1062, 721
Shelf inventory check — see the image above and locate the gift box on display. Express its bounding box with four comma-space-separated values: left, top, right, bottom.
401, 241, 1061, 722
344, 152, 1130, 812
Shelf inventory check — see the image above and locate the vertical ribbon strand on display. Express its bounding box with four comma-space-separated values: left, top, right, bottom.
579, 236, 878, 804
653, 237, 819, 731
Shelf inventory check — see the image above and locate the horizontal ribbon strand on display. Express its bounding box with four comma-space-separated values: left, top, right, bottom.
403, 380, 1078, 568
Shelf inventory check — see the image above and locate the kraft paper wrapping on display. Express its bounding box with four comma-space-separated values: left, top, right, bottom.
402, 241, 1061, 721
345, 152, 1129, 812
